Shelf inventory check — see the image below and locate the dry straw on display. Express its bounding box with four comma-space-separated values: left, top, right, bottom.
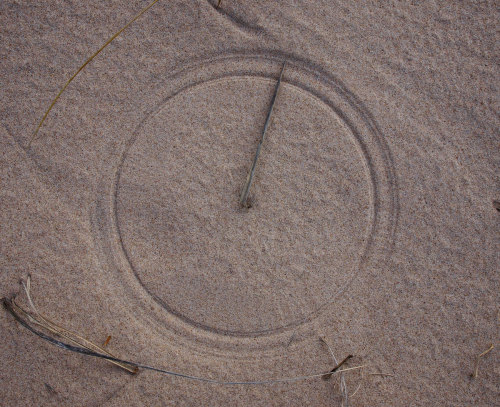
28, 0, 162, 147
471, 343, 494, 378
320, 337, 351, 406
4, 277, 368, 386
11, 276, 137, 374
28, 0, 231, 147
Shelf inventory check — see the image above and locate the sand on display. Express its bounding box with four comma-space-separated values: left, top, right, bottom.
1, 1, 498, 406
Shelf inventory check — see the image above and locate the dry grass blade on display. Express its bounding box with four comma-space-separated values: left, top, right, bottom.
349, 367, 364, 398
5, 292, 367, 385
239, 61, 286, 207
321, 354, 353, 380
28, 0, 161, 147
471, 343, 494, 378
368, 372, 394, 377
16, 276, 137, 373
320, 337, 350, 407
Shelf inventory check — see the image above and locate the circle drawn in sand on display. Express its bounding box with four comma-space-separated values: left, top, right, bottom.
112, 54, 397, 340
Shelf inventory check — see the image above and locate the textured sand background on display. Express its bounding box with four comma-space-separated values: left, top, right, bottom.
1, 1, 498, 406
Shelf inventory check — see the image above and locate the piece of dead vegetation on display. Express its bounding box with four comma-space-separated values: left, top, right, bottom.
9, 275, 137, 374
470, 343, 494, 379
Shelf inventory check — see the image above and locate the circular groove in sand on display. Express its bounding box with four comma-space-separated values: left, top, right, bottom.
108, 53, 398, 341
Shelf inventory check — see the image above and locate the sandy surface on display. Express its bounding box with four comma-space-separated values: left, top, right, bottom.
1, 1, 498, 406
